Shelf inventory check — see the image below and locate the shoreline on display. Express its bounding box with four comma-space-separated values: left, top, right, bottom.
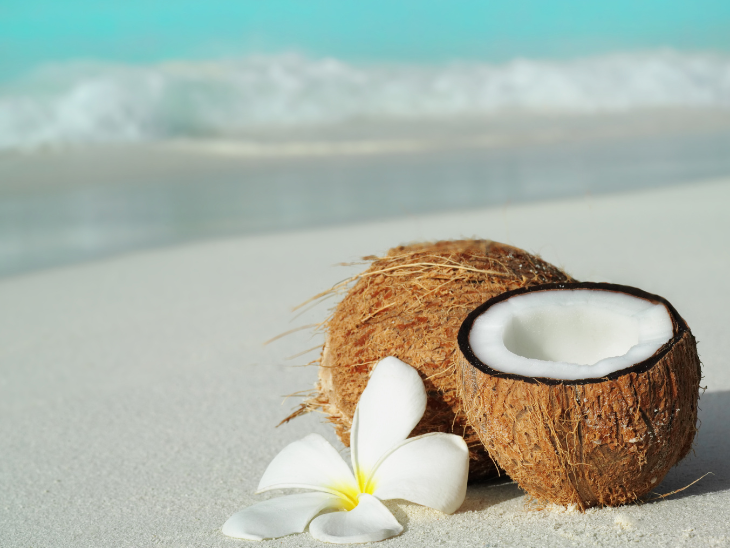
2, 109, 730, 280
3, 107, 730, 162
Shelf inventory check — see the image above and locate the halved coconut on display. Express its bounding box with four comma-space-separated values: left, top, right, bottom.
458, 282, 701, 508
286, 240, 573, 481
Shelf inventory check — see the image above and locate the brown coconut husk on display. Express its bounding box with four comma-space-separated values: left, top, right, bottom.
284, 239, 574, 481
457, 282, 702, 508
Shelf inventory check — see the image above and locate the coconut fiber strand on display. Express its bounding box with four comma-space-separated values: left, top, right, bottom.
288, 240, 573, 481
458, 283, 702, 507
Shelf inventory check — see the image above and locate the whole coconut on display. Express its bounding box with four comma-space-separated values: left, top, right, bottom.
287, 239, 574, 481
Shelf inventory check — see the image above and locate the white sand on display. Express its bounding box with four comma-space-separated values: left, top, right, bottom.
2, 179, 729, 547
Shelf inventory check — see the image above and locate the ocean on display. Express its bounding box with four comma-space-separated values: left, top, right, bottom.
1, 1, 730, 277
3, 1, 730, 77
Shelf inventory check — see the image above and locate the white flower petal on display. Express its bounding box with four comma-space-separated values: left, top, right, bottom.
257, 433, 357, 497
222, 492, 344, 540
351, 356, 426, 481
309, 493, 403, 544
371, 433, 469, 514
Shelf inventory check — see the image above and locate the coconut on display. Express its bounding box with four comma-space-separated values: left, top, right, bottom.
457, 282, 701, 508
286, 240, 574, 481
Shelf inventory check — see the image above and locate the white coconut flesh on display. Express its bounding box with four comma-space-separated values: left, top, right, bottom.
469, 289, 674, 380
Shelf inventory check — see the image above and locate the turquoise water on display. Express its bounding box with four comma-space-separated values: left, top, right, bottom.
2, 0, 730, 278
2, 1, 730, 150
2, 0, 730, 79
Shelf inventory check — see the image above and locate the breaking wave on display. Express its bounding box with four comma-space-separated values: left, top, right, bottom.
1, 50, 729, 150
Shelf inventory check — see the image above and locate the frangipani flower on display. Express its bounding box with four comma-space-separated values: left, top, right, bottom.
222, 356, 469, 543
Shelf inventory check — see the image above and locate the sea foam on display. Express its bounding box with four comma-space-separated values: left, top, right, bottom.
1, 51, 729, 150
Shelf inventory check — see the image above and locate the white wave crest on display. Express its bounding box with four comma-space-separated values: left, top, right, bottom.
1, 51, 729, 150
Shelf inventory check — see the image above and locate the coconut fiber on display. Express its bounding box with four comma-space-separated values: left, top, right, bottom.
286, 240, 573, 481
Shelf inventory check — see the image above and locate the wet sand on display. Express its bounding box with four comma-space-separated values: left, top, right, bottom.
3, 108, 730, 279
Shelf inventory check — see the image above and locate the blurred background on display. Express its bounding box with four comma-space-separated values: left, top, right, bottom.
1, 0, 730, 278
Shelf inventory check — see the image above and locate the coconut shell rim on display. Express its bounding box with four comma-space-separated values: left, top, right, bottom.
457, 281, 690, 386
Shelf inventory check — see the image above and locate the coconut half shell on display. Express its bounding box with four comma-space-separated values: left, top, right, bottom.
457, 282, 701, 508
288, 240, 573, 481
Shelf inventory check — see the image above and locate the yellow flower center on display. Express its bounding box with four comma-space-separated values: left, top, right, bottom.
331, 469, 377, 511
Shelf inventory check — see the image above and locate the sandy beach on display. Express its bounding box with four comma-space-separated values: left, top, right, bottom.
1, 178, 729, 547
4, 2, 730, 545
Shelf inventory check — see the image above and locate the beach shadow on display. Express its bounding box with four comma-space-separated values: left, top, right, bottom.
382, 500, 411, 531
458, 476, 523, 513
646, 390, 730, 503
